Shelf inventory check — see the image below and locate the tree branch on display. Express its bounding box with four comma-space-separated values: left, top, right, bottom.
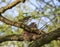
0, 26, 60, 47
0, 16, 45, 34
0, 0, 25, 14
29, 27, 60, 47
0, 31, 40, 43
0, 34, 23, 43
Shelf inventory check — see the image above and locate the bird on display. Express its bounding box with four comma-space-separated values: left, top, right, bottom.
29, 22, 46, 35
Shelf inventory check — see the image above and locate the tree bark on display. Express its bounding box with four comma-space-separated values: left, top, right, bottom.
0, 0, 25, 14
29, 27, 60, 47
0, 27, 60, 47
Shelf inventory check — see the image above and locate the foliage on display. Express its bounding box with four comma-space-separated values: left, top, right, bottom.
0, 0, 60, 47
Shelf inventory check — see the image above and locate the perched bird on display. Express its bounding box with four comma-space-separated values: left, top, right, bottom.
29, 22, 46, 34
